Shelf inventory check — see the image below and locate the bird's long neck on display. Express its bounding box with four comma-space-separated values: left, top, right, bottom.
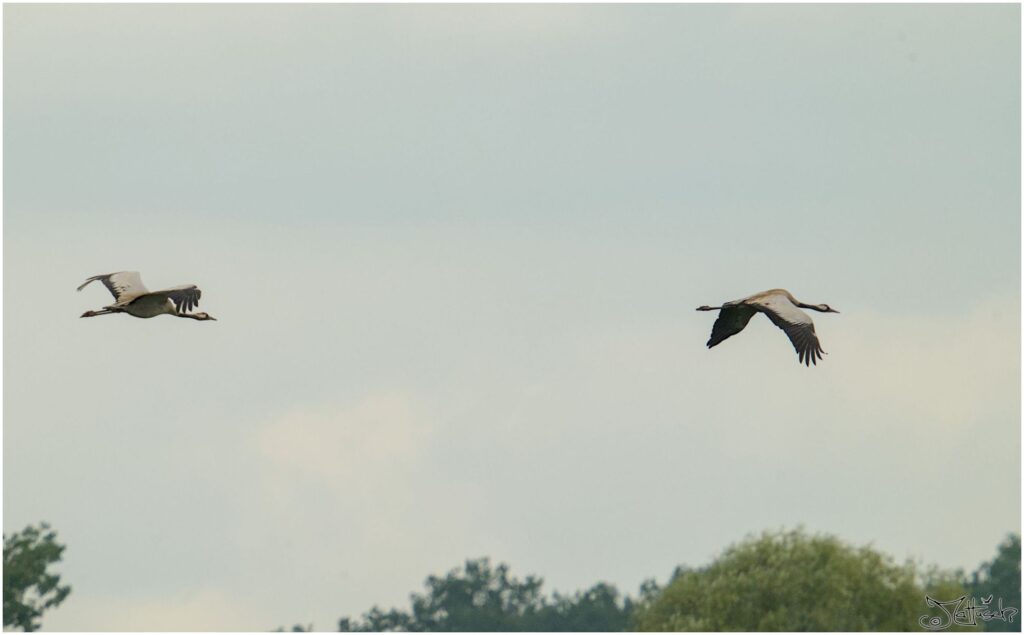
797, 302, 828, 312
178, 313, 204, 320
80, 309, 117, 318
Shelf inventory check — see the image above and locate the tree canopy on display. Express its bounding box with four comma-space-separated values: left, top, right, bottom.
273, 530, 1019, 632
3, 523, 72, 632
633, 528, 973, 632
337, 558, 638, 632
968, 533, 1021, 632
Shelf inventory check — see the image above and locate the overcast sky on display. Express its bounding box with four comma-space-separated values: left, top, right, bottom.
4, 4, 1020, 631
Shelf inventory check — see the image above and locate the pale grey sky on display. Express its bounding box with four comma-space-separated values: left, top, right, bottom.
4, 4, 1020, 631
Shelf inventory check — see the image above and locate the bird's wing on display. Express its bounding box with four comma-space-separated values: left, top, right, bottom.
706, 304, 758, 348
149, 285, 202, 314
753, 294, 825, 366
77, 271, 148, 302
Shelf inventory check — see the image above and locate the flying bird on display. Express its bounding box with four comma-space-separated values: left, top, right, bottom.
77, 271, 216, 321
697, 289, 837, 366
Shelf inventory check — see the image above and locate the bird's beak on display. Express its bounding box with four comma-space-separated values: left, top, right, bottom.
830, 308, 840, 314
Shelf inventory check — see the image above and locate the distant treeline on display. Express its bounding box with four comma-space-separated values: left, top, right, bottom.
276, 529, 1020, 632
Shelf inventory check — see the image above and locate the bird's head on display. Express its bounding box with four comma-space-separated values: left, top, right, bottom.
819, 304, 840, 314
192, 312, 217, 321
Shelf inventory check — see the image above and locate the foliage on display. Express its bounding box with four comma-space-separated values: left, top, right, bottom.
301, 530, 1017, 632
338, 558, 636, 631
968, 533, 1021, 632
3, 523, 72, 632
536, 582, 636, 631
633, 528, 975, 632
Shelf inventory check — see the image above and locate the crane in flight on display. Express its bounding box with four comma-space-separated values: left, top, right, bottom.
77, 271, 216, 321
697, 289, 837, 366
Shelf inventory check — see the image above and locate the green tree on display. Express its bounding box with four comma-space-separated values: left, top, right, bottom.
338, 558, 636, 631
410, 558, 546, 631
534, 583, 636, 631
968, 533, 1021, 631
634, 528, 974, 632
3, 523, 71, 632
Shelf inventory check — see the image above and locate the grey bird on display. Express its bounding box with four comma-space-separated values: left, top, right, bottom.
697, 289, 838, 366
78, 271, 216, 321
